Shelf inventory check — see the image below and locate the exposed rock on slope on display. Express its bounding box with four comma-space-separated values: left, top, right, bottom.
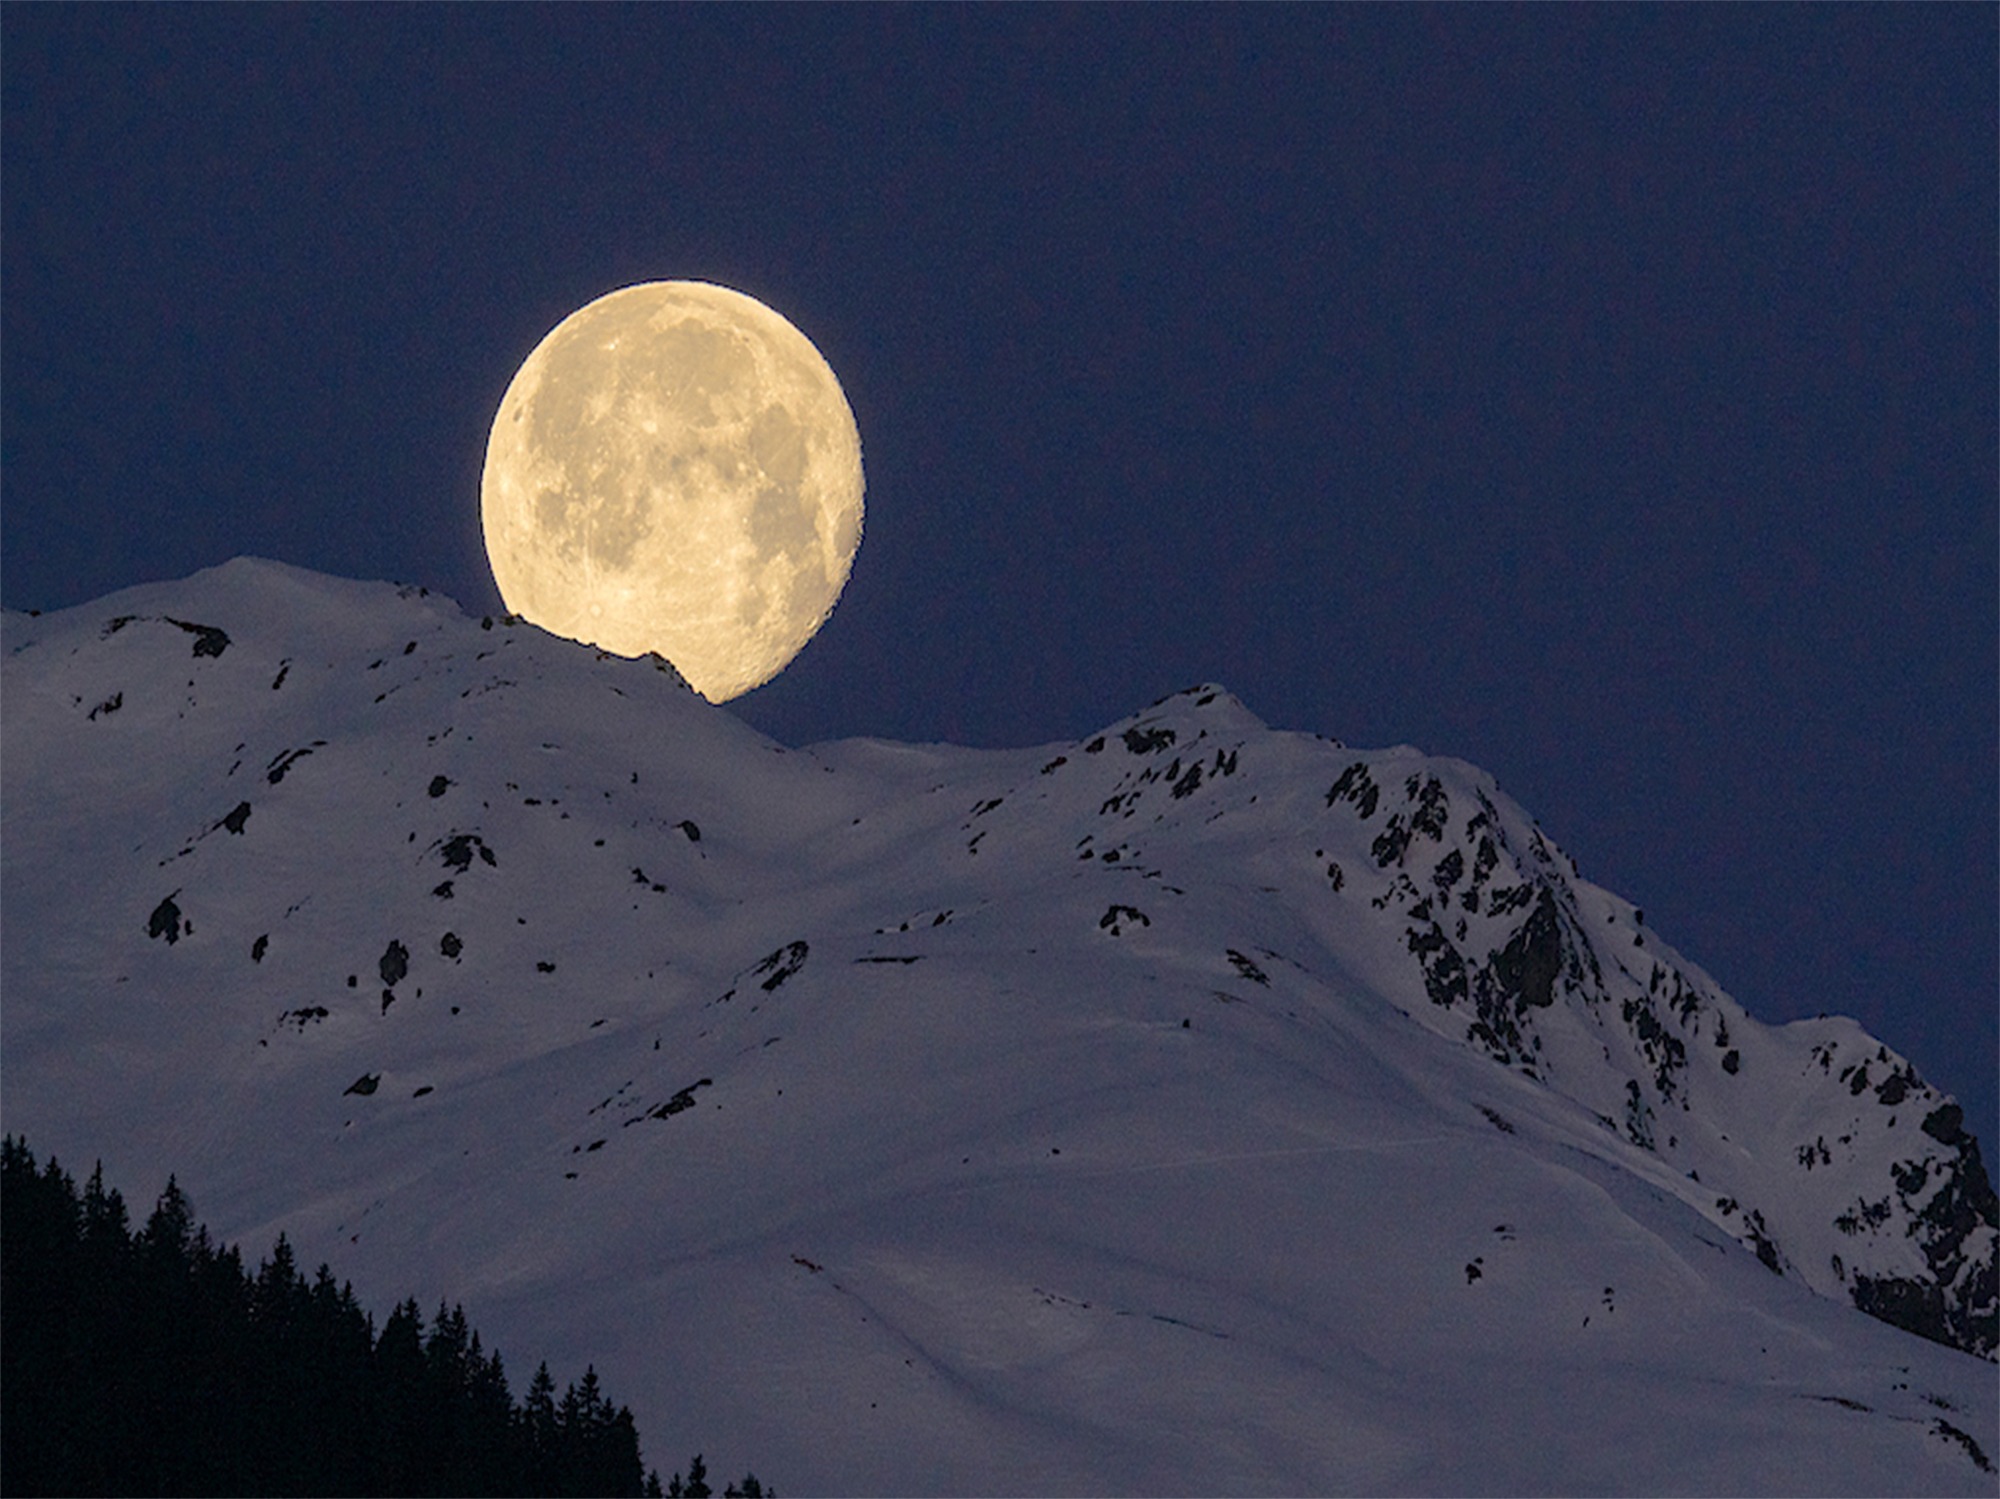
3, 558, 1993, 1495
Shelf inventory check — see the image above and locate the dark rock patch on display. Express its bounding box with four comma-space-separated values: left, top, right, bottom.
1226, 949, 1270, 986
1854, 1274, 1953, 1350
1739, 1207, 1784, 1274
343, 1073, 380, 1096
755, 942, 809, 991
1371, 816, 1414, 869
266, 750, 310, 784
1325, 762, 1380, 818
1933, 1419, 1994, 1473
1405, 774, 1450, 840
1874, 1067, 1917, 1106
1922, 1103, 1968, 1146
219, 801, 251, 835
435, 834, 497, 872
1885, 1105, 2000, 1355
1406, 920, 1468, 1011
1800, 1394, 1871, 1412
1834, 1196, 1894, 1236
265, 745, 322, 784
378, 941, 409, 987
637, 1078, 713, 1121
164, 618, 230, 657
147, 894, 185, 944
1492, 889, 1563, 1011
1624, 1078, 1657, 1151
1619, 994, 1687, 1103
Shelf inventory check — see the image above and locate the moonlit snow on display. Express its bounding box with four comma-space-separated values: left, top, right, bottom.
3, 558, 1993, 1496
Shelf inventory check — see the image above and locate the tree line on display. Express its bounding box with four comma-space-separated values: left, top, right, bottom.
1, 1136, 767, 1497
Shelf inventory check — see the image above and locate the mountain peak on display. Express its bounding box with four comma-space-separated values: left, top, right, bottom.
3, 562, 1992, 1493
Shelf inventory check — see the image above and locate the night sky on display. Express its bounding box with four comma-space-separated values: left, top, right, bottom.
5, 7, 1994, 1149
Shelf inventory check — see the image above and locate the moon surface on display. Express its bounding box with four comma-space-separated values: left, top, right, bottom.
480, 281, 863, 701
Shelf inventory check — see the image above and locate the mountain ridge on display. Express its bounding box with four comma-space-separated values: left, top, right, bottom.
3, 557, 1993, 1495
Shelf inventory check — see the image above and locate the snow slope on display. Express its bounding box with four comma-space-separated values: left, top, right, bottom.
3, 558, 1994, 1495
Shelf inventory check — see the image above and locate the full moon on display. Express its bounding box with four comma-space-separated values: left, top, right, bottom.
480, 281, 863, 700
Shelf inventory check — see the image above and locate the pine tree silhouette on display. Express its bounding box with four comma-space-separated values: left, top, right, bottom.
670, 1452, 713, 1498
524, 1359, 563, 1494
2, 1135, 718, 1498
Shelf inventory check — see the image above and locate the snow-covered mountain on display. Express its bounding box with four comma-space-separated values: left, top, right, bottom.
4, 558, 1994, 1496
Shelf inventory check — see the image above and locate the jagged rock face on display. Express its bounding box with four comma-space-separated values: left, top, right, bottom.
1324, 751, 1998, 1361
913, 684, 1998, 1362
2, 559, 1994, 1494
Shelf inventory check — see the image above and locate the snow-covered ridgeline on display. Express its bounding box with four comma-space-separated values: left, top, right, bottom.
3, 558, 1993, 1494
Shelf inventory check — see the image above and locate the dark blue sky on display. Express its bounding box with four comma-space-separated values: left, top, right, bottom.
5, 7, 1993, 1147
